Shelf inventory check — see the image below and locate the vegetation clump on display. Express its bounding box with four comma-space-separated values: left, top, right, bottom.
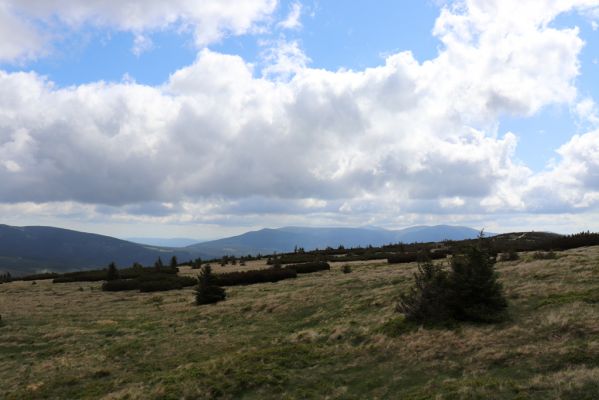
388, 250, 448, 265
342, 264, 352, 274
0, 272, 12, 284
398, 237, 507, 325
284, 261, 330, 274
195, 265, 226, 305
102, 279, 140, 292
216, 268, 297, 287
139, 276, 196, 293
397, 260, 453, 325
498, 248, 519, 261
102, 275, 196, 292
106, 262, 119, 281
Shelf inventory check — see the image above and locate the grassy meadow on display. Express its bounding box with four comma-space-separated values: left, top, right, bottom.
2, 247, 599, 399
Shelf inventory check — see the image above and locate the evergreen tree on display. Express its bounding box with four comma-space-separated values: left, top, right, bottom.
170, 256, 178, 270
106, 262, 119, 281
397, 233, 507, 325
195, 265, 226, 305
397, 260, 452, 324
132, 262, 143, 271
154, 257, 164, 272
448, 240, 507, 322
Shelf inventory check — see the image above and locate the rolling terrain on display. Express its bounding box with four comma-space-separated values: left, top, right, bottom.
0, 225, 201, 276
184, 225, 487, 257
1, 246, 599, 398
0, 224, 486, 276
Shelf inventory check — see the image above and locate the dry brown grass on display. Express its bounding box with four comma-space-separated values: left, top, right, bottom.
1, 247, 599, 399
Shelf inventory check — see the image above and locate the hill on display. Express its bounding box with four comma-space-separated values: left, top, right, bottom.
1, 246, 599, 398
186, 225, 485, 257
0, 225, 200, 276
126, 237, 202, 248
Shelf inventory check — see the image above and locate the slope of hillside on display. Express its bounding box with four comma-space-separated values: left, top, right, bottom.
1, 246, 598, 398
0, 225, 199, 276
187, 225, 484, 257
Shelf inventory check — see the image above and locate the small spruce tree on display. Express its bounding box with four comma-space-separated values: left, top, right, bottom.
132, 262, 143, 271
397, 260, 452, 324
397, 233, 507, 325
170, 256, 178, 270
448, 240, 507, 322
106, 262, 119, 281
195, 265, 226, 305
154, 257, 164, 272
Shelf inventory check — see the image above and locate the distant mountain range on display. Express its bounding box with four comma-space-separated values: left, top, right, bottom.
127, 237, 202, 247
0, 225, 202, 276
0, 224, 487, 276
185, 225, 487, 257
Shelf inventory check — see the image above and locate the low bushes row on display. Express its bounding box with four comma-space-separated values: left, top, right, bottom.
18, 272, 59, 281
268, 254, 321, 265
102, 275, 196, 292
53, 266, 178, 283
216, 268, 297, 286
387, 253, 419, 264
284, 261, 330, 274
387, 250, 449, 265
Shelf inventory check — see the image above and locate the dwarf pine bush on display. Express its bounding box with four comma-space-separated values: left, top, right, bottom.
398, 237, 507, 325
195, 265, 226, 305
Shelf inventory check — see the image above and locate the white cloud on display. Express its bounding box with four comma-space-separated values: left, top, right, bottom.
132, 34, 153, 56
0, 0, 278, 61
278, 2, 302, 30
0, 3, 46, 62
261, 39, 310, 80
1, 0, 599, 232
524, 130, 599, 211
574, 98, 599, 127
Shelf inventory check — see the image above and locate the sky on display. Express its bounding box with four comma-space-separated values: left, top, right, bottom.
0, 0, 599, 240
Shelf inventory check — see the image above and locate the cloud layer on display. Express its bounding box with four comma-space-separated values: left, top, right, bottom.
1, 0, 599, 232
0, 0, 277, 61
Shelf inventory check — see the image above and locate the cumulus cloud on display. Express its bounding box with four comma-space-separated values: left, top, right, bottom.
1, 0, 598, 229
277, 2, 302, 30
0, 3, 46, 62
0, 0, 277, 61
524, 130, 599, 211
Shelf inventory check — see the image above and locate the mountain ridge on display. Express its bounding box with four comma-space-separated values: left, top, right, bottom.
1, 223, 489, 276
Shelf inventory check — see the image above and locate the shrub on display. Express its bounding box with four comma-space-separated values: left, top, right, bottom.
0, 272, 12, 283
397, 260, 453, 324
19, 272, 59, 281
192, 258, 202, 270
388, 250, 448, 265
544, 231, 599, 251
139, 276, 196, 293
448, 244, 507, 323
102, 279, 140, 292
101, 274, 196, 292
498, 249, 519, 262
342, 264, 352, 274
106, 262, 119, 281
270, 254, 321, 264
195, 265, 226, 305
387, 253, 419, 264
216, 268, 297, 286
53, 270, 108, 283
397, 238, 507, 325
285, 262, 330, 274
154, 257, 164, 272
